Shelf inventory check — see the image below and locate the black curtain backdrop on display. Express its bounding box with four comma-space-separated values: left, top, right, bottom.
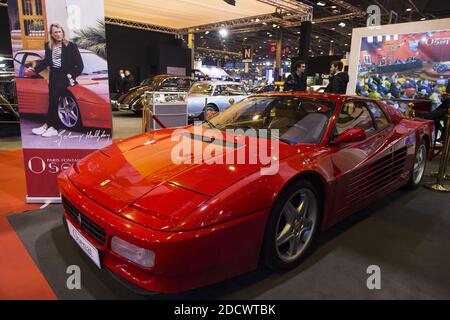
307, 55, 344, 76
0, 6, 13, 56
105, 24, 192, 93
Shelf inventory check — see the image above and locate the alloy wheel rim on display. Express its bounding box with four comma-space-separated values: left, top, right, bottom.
58, 96, 79, 128
413, 144, 426, 184
275, 188, 318, 263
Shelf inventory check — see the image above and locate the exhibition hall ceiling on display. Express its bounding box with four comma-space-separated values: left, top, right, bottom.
104, 0, 275, 28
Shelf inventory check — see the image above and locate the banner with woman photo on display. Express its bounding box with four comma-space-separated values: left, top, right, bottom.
7, 0, 112, 202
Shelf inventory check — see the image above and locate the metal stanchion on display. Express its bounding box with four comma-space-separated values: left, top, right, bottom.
141, 97, 149, 133
424, 108, 450, 192
407, 102, 416, 118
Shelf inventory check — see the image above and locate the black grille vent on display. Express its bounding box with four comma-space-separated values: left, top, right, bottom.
62, 197, 106, 245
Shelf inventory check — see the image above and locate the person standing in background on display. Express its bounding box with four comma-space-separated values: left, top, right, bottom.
284, 60, 307, 92
115, 69, 125, 94
324, 60, 349, 94
122, 70, 135, 93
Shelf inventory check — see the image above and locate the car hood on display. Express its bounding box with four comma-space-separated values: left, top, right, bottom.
68, 127, 298, 229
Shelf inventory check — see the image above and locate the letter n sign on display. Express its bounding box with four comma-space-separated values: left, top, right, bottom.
243, 46, 253, 63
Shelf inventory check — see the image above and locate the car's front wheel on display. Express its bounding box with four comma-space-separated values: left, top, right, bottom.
57, 92, 81, 129
261, 180, 321, 271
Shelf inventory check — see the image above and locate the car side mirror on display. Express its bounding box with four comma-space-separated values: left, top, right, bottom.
331, 128, 366, 145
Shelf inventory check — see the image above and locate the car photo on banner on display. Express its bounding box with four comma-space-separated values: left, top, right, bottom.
8, 0, 112, 151
14, 49, 112, 149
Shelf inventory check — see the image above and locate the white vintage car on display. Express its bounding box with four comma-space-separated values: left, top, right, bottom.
186, 81, 248, 119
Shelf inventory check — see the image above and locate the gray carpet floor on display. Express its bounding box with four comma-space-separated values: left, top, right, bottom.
7, 165, 450, 300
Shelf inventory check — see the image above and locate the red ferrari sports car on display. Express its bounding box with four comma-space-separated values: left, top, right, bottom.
58, 92, 434, 293
14, 49, 111, 129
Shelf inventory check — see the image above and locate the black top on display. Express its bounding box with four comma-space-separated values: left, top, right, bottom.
284, 72, 307, 92
35, 41, 84, 81
325, 72, 349, 94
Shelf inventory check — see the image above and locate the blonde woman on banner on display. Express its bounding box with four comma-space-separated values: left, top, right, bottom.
27, 23, 84, 137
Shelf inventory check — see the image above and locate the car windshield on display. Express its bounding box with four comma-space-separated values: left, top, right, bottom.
80, 52, 108, 75
206, 96, 334, 145
141, 77, 153, 86
189, 82, 214, 95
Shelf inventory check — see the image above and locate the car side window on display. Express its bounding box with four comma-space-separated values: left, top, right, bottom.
335, 100, 376, 136
365, 101, 390, 131
23, 54, 48, 79
14, 53, 25, 76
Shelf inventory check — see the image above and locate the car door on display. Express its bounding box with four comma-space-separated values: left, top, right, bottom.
329, 99, 396, 222
15, 53, 49, 114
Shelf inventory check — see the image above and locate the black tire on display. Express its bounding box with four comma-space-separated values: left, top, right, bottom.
405, 139, 428, 190
57, 92, 82, 130
261, 179, 322, 272
202, 104, 219, 120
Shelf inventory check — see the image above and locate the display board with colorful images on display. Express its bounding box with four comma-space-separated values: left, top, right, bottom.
7, 0, 112, 201
356, 30, 449, 109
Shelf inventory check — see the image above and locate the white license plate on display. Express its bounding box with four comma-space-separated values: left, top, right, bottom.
67, 219, 101, 269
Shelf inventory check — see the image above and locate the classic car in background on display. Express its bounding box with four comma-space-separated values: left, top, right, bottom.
59, 92, 434, 293
14, 49, 111, 130
187, 81, 248, 119
0, 93, 20, 137
0, 56, 17, 107
116, 74, 195, 114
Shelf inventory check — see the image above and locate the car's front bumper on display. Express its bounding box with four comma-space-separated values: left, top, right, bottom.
58, 171, 267, 294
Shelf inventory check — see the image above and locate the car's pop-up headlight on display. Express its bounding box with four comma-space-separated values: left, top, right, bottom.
111, 236, 155, 268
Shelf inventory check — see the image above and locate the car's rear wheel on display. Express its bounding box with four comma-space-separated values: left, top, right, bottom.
57, 92, 81, 129
261, 180, 321, 271
405, 139, 428, 189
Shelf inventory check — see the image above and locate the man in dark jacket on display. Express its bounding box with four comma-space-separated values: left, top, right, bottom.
325, 60, 349, 94
284, 60, 307, 91
425, 81, 449, 144
122, 69, 135, 92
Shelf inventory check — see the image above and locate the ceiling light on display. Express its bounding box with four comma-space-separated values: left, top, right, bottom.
331, 27, 335, 30
331, 5, 336, 9
330, 40, 334, 42
420, 17, 426, 20
262, 22, 267, 25
348, 33, 351, 35
255, 18, 260, 22
272, 24, 277, 28
406, 8, 412, 12
219, 28, 228, 37
338, 22, 346, 27
205, 31, 210, 35
317, 1, 326, 6
315, 36, 319, 38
